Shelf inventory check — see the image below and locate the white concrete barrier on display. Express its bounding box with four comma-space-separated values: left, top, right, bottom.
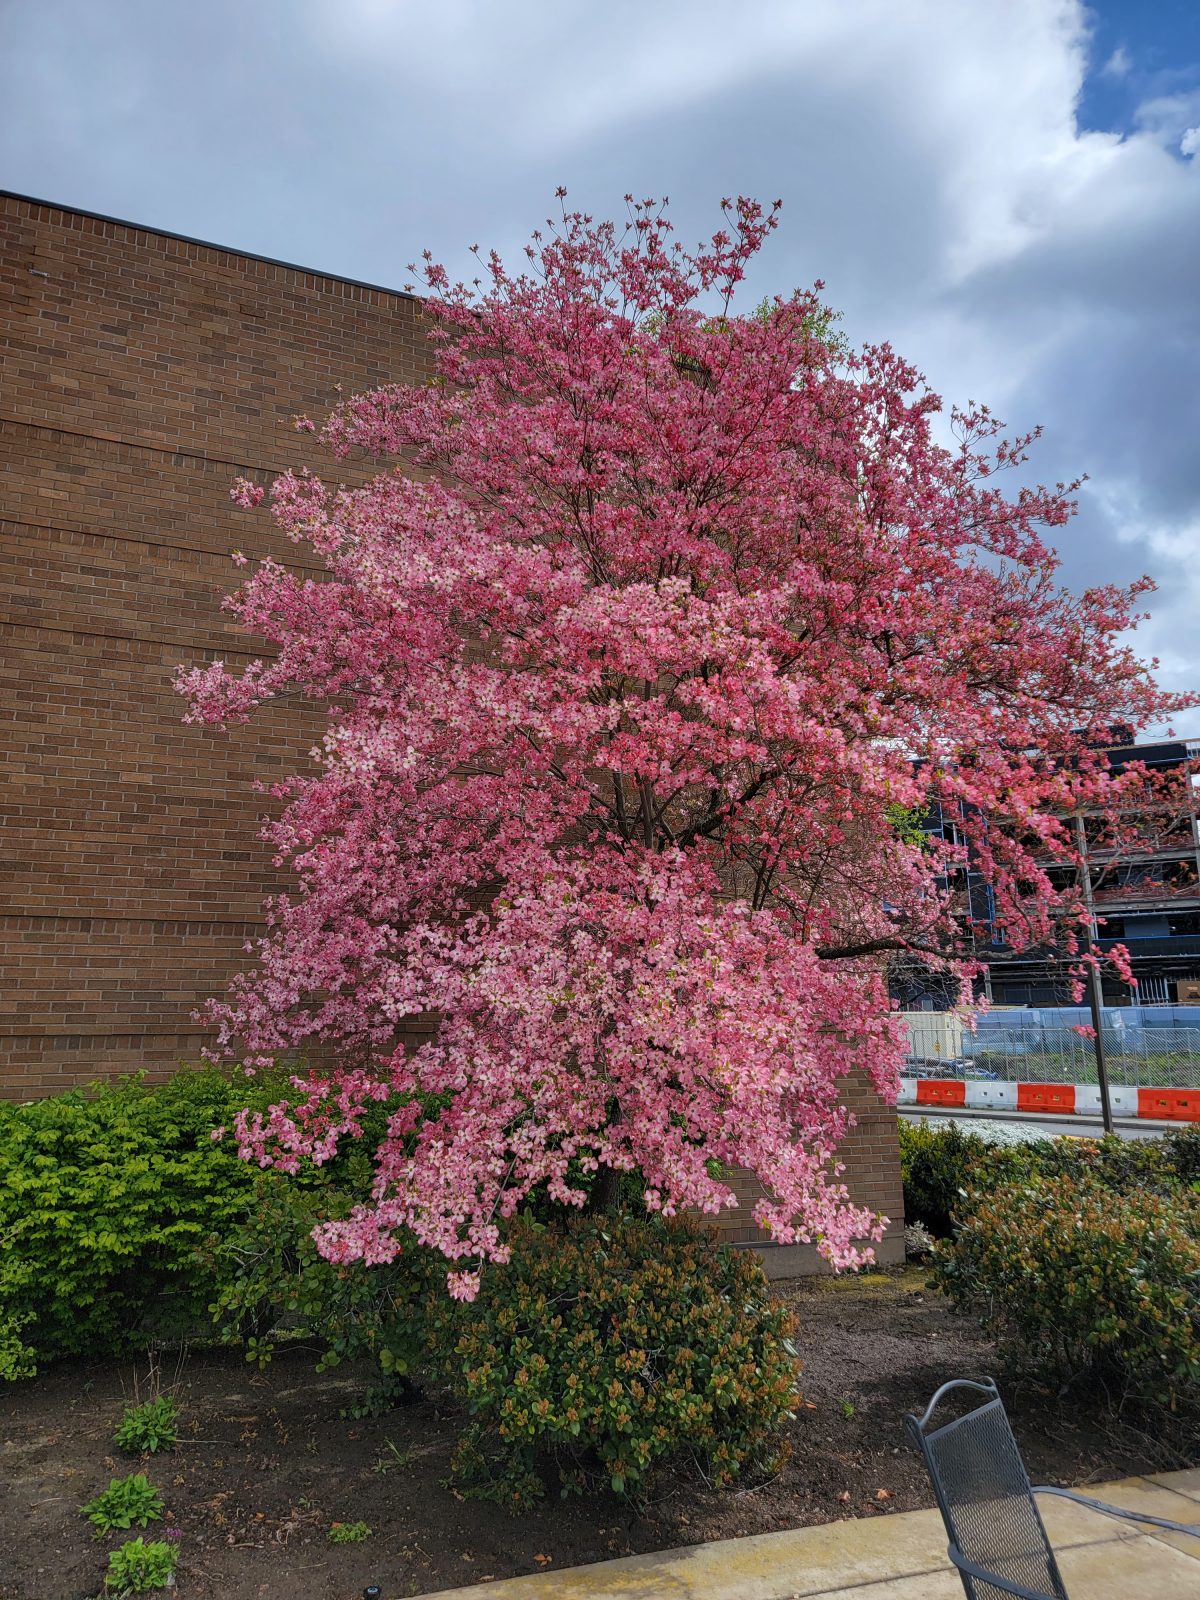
1107, 1085, 1140, 1118
1073, 1084, 1104, 1117
964, 1080, 1018, 1110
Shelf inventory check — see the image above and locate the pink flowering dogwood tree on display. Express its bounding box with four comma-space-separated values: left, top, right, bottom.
179, 196, 1189, 1298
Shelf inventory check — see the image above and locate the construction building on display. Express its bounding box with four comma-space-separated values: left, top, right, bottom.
897, 737, 1200, 1010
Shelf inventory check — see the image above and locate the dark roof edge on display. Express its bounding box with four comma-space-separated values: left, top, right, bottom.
0, 188, 421, 303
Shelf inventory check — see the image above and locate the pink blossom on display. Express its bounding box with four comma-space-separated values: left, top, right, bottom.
178, 195, 1196, 1298
230, 478, 265, 508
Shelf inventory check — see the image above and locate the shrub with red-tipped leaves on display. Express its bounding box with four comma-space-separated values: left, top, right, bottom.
423, 1212, 799, 1506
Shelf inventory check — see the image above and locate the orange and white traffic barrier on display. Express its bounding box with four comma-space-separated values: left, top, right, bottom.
897, 1077, 1200, 1122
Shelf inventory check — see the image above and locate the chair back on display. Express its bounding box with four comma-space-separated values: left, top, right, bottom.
905, 1378, 1069, 1600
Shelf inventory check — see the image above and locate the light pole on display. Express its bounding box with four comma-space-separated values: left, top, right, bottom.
1074, 812, 1115, 1134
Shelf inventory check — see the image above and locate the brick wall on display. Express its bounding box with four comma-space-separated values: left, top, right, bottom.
0, 192, 430, 1093
0, 192, 902, 1261
703, 1075, 905, 1270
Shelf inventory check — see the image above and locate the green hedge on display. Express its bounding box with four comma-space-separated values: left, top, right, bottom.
0, 1071, 271, 1378
899, 1118, 1198, 1237
898, 1120, 992, 1236
1163, 1124, 1200, 1184
0, 1067, 388, 1380
932, 1175, 1200, 1407
0, 1066, 424, 1381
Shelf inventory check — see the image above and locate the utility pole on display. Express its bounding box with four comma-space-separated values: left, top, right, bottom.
1074, 812, 1115, 1134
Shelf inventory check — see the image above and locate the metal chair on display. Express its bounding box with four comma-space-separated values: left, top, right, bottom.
905, 1378, 1200, 1600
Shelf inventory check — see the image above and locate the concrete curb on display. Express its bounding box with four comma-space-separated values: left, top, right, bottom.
421, 1469, 1200, 1599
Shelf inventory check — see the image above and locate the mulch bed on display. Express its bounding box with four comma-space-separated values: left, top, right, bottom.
2, 1265, 1189, 1600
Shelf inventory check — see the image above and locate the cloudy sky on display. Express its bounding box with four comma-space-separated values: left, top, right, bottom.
3, 0, 1198, 731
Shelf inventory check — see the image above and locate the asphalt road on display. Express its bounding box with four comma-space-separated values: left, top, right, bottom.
899, 1104, 1177, 1141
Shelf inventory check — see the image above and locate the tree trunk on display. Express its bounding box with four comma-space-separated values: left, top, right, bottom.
589, 1163, 623, 1215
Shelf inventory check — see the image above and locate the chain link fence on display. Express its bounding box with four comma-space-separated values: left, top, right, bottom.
902, 1009, 1200, 1090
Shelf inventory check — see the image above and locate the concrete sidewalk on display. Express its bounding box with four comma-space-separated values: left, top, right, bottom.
425, 1468, 1200, 1599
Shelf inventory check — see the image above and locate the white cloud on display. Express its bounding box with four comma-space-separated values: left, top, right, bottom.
1101, 44, 1132, 79
0, 0, 1196, 727
1135, 88, 1200, 150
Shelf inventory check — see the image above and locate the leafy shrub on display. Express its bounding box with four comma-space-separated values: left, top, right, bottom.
204, 1168, 438, 1410
898, 1120, 994, 1236
104, 1536, 177, 1594
1163, 1124, 1200, 1185
1007, 1131, 1177, 1196
421, 1213, 799, 1507
898, 1119, 1190, 1238
932, 1176, 1200, 1407
114, 1396, 178, 1454
0, 1069, 276, 1378
0, 1066, 412, 1380
81, 1473, 164, 1535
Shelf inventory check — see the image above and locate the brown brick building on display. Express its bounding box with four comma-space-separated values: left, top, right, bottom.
0, 191, 901, 1264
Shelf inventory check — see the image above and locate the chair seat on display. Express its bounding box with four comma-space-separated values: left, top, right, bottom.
904, 1379, 1200, 1600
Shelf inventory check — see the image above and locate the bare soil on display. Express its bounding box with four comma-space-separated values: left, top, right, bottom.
1, 1266, 1189, 1600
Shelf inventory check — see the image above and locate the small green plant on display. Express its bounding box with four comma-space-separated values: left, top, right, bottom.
114, 1395, 178, 1454
840, 1399, 856, 1420
81, 1473, 164, 1535
373, 1437, 417, 1474
340, 1369, 416, 1420
104, 1536, 177, 1593
327, 1520, 372, 1544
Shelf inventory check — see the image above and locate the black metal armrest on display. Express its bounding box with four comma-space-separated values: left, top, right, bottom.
1034, 1485, 1200, 1540
946, 1543, 1060, 1600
